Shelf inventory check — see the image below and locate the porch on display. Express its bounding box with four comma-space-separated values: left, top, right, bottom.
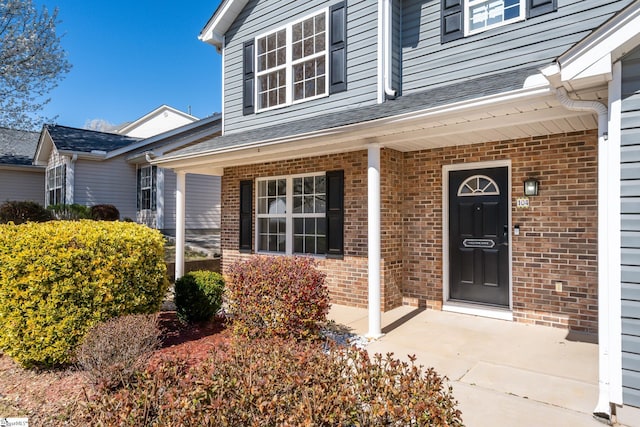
329, 304, 611, 426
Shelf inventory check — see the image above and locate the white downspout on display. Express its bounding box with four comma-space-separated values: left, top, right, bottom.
383, 0, 396, 98
555, 87, 613, 421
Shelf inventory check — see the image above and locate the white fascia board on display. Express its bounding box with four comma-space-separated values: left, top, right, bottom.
199, 0, 249, 49
117, 105, 198, 136
154, 84, 553, 171
559, 1, 640, 83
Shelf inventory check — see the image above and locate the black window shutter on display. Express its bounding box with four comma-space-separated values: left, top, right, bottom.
329, 2, 347, 94
239, 180, 253, 253
441, 0, 463, 43
527, 0, 557, 19
242, 40, 255, 115
326, 170, 344, 258
136, 167, 141, 210
151, 166, 157, 210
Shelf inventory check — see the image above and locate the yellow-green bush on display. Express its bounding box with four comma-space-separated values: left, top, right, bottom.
0, 220, 169, 368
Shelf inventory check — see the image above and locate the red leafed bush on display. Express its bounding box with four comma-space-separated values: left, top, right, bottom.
90, 204, 119, 221
225, 256, 330, 340
77, 337, 463, 426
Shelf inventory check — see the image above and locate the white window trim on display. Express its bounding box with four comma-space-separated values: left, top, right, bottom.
46, 163, 65, 206
254, 8, 329, 113
139, 165, 154, 211
464, 0, 525, 37
255, 172, 327, 255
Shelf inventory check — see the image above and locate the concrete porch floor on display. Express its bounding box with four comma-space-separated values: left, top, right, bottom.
328, 304, 617, 427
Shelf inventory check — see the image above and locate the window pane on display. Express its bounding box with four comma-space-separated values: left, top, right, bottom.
305, 80, 316, 98
305, 236, 315, 254
267, 33, 276, 51
315, 33, 325, 52
317, 76, 326, 95
316, 195, 326, 213
294, 82, 304, 101
294, 236, 303, 254
292, 41, 302, 61
303, 17, 314, 37
304, 176, 314, 194
293, 195, 302, 213
292, 23, 302, 43
317, 218, 326, 236
304, 38, 314, 56
315, 14, 325, 32
258, 37, 266, 55
294, 63, 304, 83
293, 177, 302, 195
277, 29, 286, 47
305, 217, 315, 234
317, 236, 327, 254
277, 178, 286, 195
259, 235, 268, 251
315, 176, 326, 193
277, 46, 286, 66
294, 218, 303, 234
258, 180, 267, 196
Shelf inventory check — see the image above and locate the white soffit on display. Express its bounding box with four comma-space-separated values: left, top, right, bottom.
200, 0, 250, 48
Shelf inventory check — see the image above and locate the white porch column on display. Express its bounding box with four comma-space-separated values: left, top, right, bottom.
175, 171, 186, 280
367, 144, 383, 338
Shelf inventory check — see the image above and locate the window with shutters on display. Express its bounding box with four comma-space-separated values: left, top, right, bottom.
442, 0, 557, 43
255, 9, 328, 112
256, 173, 327, 255
466, 0, 524, 35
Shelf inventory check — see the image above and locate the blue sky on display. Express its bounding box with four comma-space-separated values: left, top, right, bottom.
33, 0, 223, 129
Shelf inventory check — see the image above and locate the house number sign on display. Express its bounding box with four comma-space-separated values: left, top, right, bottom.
462, 239, 495, 248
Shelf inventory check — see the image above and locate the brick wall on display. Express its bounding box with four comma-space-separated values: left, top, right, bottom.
220, 130, 599, 332
404, 130, 599, 332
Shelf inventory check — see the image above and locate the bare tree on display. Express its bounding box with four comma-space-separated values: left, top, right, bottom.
0, 0, 71, 130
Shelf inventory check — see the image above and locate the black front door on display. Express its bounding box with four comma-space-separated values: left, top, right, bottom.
449, 167, 509, 307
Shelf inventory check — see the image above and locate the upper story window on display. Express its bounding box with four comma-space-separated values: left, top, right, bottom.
441, 0, 557, 43
466, 0, 524, 35
255, 10, 328, 112
242, 3, 346, 116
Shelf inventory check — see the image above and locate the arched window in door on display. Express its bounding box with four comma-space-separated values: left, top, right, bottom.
457, 175, 500, 197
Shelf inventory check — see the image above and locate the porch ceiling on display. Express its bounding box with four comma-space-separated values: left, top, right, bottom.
156, 91, 599, 176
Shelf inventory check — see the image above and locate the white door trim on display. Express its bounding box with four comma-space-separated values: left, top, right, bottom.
442, 160, 513, 320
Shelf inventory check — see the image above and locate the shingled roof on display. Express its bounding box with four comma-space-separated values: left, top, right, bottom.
0, 127, 40, 165
165, 65, 540, 159
44, 124, 141, 153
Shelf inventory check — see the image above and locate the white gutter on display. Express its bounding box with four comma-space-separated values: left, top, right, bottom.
555, 87, 613, 422
383, 0, 396, 98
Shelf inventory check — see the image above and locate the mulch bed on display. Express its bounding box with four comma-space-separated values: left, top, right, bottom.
0, 311, 229, 426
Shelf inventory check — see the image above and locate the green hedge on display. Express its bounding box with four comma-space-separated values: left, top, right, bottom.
0, 220, 169, 368
174, 270, 225, 323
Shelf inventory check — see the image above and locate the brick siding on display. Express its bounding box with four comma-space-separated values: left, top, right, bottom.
220, 130, 598, 332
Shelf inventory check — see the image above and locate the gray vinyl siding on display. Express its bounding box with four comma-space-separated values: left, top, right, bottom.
73, 157, 137, 220
0, 168, 45, 205
622, 46, 640, 409
401, 0, 634, 95
162, 170, 221, 232
223, 0, 378, 134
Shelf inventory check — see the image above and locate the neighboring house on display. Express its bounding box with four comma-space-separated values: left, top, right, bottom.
115, 104, 199, 138
0, 127, 44, 204
33, 111, 222, 235
153, 0, 640, 421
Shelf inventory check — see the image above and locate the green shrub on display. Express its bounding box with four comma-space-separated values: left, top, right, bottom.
0, 200, 51, 224
174, 270, 224, 323
0, 220, 169, 368
77, 338, 463, 426
76, 313, 161, 391
90, 204, 119, 221
226, 256, 330, 340
48, 203, 92, 220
